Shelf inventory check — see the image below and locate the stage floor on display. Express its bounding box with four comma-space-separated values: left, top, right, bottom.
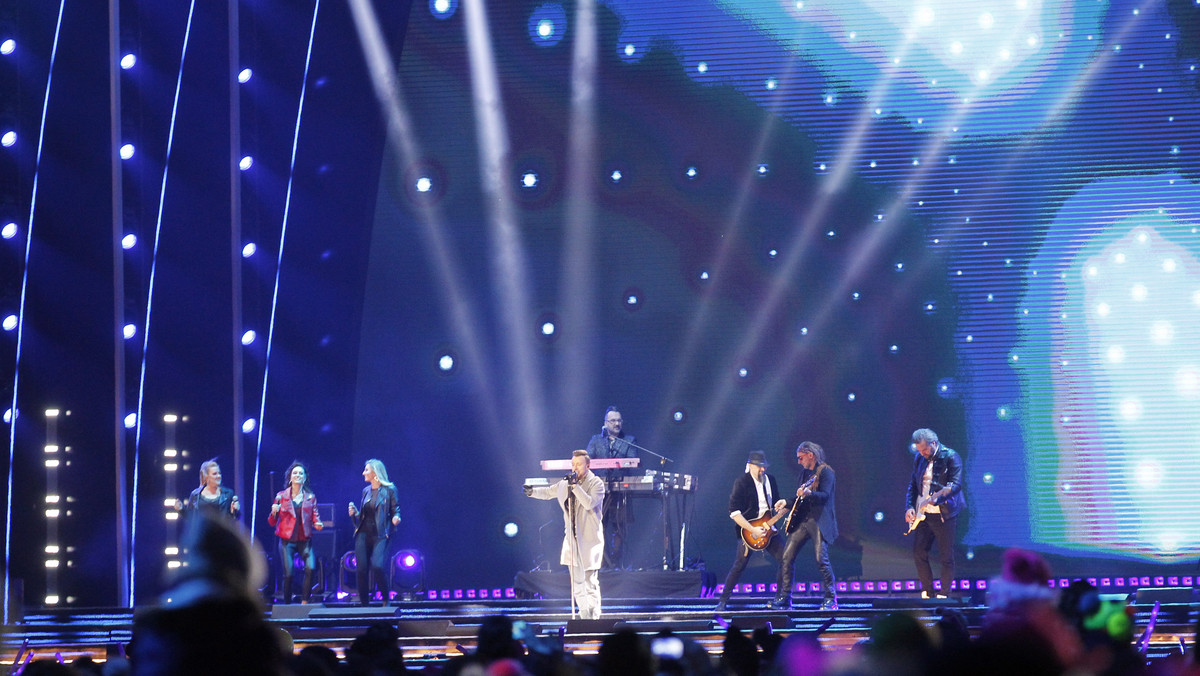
3, 588, 1196, 668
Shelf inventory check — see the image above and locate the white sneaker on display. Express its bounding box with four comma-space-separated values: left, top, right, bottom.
920, 591, 931, 599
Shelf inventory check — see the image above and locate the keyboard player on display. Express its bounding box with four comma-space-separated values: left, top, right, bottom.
585, 406, 640, 569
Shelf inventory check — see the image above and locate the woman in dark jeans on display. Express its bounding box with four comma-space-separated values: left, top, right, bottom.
348, 458, 401, 606
268, 460, 324, 604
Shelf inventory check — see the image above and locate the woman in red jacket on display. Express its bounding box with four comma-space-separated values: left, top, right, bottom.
268, 461, 324, 604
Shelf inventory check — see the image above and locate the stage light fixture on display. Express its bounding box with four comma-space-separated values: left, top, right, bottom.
2, 222, 16, 239
121, 234, 136, 249
242, 418, 256, 433
1, 39, 14, 55
120, 53, 136, 69
123, 324, 136, 339
1, 131, 15, 147
610, 170, 622, 182
238, 68, 252, 83
241, 330, 256, 345
430, 0, 456, 19
123, 414, 136, 429
239, 156, 253, 170
503, 522, 518, 538
242, 243, 256, 258
2, 315, 16, 331
119, 144, 134, 159
619, 283, 646, 312
415, 177, 432, 192
672, 409, 687, 423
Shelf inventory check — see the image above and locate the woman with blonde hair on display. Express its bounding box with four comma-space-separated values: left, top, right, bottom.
348, 459, 401, 606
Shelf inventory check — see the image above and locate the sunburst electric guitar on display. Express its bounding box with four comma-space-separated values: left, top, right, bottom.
905, 486, 952, 535
740, 473, 817, 551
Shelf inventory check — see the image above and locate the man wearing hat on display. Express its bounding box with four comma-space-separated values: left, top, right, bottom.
714, 451, 788, 612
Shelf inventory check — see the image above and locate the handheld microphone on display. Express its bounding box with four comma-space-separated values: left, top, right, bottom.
564, 473, 576, 484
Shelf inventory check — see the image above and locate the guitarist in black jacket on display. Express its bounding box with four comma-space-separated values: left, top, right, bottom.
771, 441, 839, 610
904, 428, 965, 599
713, 451, 787, 612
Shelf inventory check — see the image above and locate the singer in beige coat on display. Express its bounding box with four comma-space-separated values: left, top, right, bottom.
525, 450, 606, 618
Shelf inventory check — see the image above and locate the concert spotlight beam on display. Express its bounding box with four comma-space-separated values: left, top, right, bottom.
723, 5, 1155, 448
461, 0, 547, 451
555, 0, 599, 426
347, 0, 503, 439
676, 34, 924, 453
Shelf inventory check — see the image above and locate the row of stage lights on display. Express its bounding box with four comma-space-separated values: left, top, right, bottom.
0, 38, 266, 346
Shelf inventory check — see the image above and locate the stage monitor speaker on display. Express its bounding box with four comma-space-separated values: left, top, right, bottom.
727, 614, 792, 631
270, 604, 316, 620
397, 620, 453, 637
1133, 587, 1197, 605
565, 619, 623, 635
313, 527, 337, 561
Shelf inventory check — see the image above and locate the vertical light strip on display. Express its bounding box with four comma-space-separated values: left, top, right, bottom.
5, 0, 67, 627
250, 0, 321, 540
107, 0, 131, 608
130, 0, 198, 605
228, 0, 245, 535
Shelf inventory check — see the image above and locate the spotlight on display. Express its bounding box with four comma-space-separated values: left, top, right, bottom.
527, 4, 567, 46
395, 551, 420, 570
436, 352, 456, 373
415, 177, 432, 193
610, 170, 622, 182
2, 131, 16, 147
120, 53, 136, 69
123, 324, 137, 339
1, 222, 16, 239
536, 313, 559, 341
393, 550, 425, 598
1, 39, 14, 55
2, 315, 16, 331
623, 287, 642, 311
121, 234, 137, 249
119, 144, 135, 159
242, 243, 256, 258
430, 0, 457, 19
242, 418, 256, 433
123, 413, 137, 429
241, 330, 256, 346
237, 68, 253, 83
239, 156, 253, 170
672, 409, 687, 423
503, 522, 519, 538
521, 172, 538, 188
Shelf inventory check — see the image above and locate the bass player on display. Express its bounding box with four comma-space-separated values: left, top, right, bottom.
904, 428, 965, 599
713, 451, 787, 612
771, 441, 839, 610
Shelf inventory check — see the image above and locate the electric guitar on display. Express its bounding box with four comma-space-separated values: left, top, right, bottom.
905, 486, 951, 535
739, 507, 790, 551
739, 473, 818, 550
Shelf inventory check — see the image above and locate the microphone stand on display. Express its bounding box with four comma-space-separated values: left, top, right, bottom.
610, 436, 674, 467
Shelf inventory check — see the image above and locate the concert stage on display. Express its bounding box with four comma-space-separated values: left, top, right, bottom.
4, 586, 1196, 668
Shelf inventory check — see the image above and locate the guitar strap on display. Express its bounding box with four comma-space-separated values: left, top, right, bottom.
809, 463, 829, 492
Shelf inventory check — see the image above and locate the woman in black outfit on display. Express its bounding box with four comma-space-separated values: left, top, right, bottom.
347, 458, 401, 606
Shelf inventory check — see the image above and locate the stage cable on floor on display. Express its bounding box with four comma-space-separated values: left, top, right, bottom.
249, 0, 322, 541
4, 0, 67, 627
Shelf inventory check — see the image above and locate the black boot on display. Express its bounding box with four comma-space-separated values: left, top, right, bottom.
767, 594, 791, 610
280, 577, 292, 605
301, 569, 313, 604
